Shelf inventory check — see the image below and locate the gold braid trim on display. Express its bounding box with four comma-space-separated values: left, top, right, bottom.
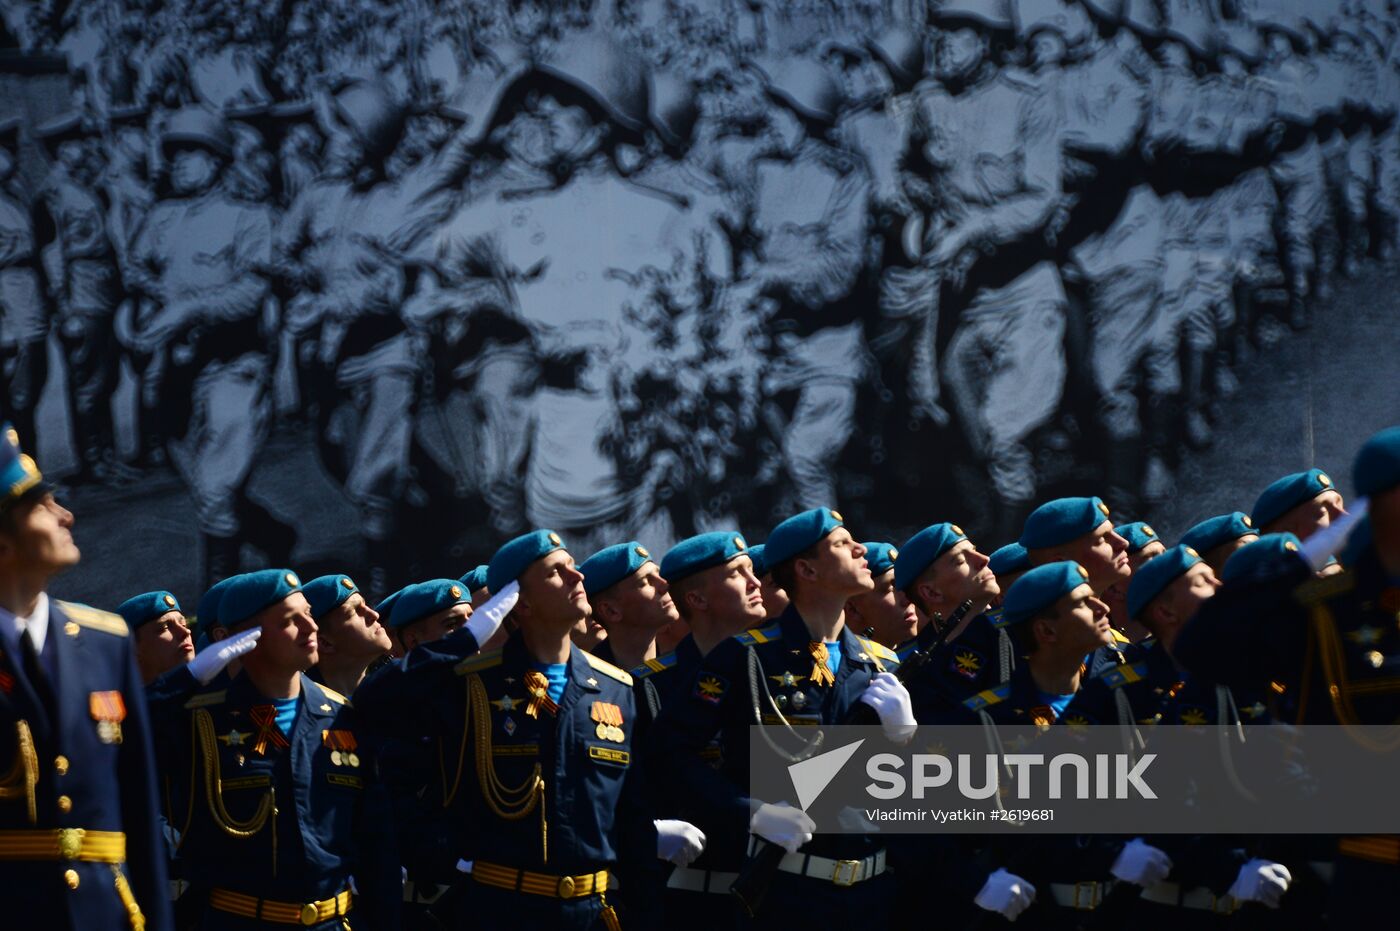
194, 708, 275, 838
1311, 603, 1400, 752
111, 864, 146, 931
0, 721, 39, 824
467, 673, 547, 859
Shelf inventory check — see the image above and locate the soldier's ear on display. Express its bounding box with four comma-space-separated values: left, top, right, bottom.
1030, 615, 1056, 647
594, 598, 623, 626
683, 588, 706, 614
915, 579, 942, 609
794, 556, 820, 585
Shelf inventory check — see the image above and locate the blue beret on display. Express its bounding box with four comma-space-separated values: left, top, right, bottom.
1126, 545, 1203, 619
580, 541, 654, 596
0, 422, 47, 504
194, 576, 238, 631
863, 542, 899, 578
1180, 512, 1258, 554
116, 591, 182, 630
1001, 561, 1092, 626
1354, 426, 1400, 498
893, 523, 968, 591
488, 529, 565, 594
219, 569, 304, 628
389, 579, 469, 630
375, 588, 405, 618
764, 508, 844, 566
1251, 469, 1336, 528
301, 574, 360, 619
1221, 533, 1304, 583
988, 542, 1030, 577
747, 544, 770, 579
660, 532, 749, 585
459, 564, 490, 593
1020, 497, 1113, 549
1115, 521, 1161, 554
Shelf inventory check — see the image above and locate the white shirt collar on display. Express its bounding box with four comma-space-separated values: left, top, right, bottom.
0, 592, 50, 654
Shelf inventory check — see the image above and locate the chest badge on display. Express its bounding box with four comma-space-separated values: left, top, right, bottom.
491, 694, 522, 712
790, 691, 807, 710
89, 691, 126, 744
248, 705, 291, 756
322, 729, 360, 767
502, 716, 517, 737
219, 729, 249, 747
769, 671, 806, 688
591, 701, 626, 742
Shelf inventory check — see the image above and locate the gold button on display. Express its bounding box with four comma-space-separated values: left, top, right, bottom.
299, 902, 319, 925
57, 795, 72, 813
64, 869, 79, 889
557, 875, 576, 897
54, 756, 69, 775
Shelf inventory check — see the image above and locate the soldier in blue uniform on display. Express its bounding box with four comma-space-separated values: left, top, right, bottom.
1175, 426, 1400, 925
745, 543, 790, 620
119, 590, 193, 685
388, 579, 473, 653
987, 542, 1031, 602
958, 562, 1175, 925
845, 542, 918, 650
1104, 521, 1166, 642
355, 529, 703, 929
647, 531, 765, 925
652, 508, 913, 923
301, 574, 391, 699
148, 569, 399, 929
580, 542, 679, 678
1250, 467, 1349, 540
0, 426, 172, 931
894, 522, 1011, 712
1179, 512, 1260, 577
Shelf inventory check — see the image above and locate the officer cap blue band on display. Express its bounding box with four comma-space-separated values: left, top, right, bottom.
764, 507, 845, 567
117, 591, 182, 630
1354, 426, 1400, 498
660, 532, 749, 585
1251, 469, 1336, 529
1115, 522, 1161, 555
1221, 533, 1304, 583
893, 523, 968, 591
389, 579, 469, 630
1020, 497, 1113, 549
460, 564, 489, 593
1126, 545, 1203, 620
863, 542, 899, 579
747, 543, 770, 579
488, 530, 566, 594
194, 576, 237, 635
220, 569, 304, 628
1180, 513, 1258, 554
1001, 561, 1092, 626
988, 542, 1030, 577
0, 422, 47, 506
580, 541, 654, 596
301, 575, 360, 619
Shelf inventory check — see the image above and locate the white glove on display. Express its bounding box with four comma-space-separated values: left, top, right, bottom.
188, 628, 261, 685
1299, 498, 1368, 571
859, 671, 918, 742
749, 801, 815, 854
1227, 858, 1292, 909
1110, 838, 1174, 887
974, 868, 1037, 921
655, 819, 707, 867
463, 580, 520, 646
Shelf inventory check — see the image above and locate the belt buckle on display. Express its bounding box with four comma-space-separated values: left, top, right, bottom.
1074, 881, 1101, 909
557, 875, 577, 898
300, 902, 319, 926
831, 859, 861, 887
57, 828, 84, 860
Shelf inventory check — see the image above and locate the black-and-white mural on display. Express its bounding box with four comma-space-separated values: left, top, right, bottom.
1, 0, 1397, 603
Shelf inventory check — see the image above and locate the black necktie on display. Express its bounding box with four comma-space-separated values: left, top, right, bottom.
19, 628, 55, 721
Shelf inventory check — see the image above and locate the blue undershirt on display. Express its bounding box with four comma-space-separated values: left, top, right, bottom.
1035, 690, 1076, 720
824, 642, 842, 676
531, 662, 568, 703
273, 696, 299, 735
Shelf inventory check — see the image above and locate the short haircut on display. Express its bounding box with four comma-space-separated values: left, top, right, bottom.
770, 541, 822, 596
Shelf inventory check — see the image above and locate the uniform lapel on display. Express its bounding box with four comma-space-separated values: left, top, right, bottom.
298, 675, 337, 775
48, 602, 85, 756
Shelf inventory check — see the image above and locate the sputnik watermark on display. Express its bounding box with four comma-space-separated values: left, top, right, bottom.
866, 752, 1157, 800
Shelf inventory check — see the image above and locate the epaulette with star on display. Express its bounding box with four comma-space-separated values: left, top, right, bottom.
963, 683, 1011, 712
735, 621, 782, 646
454, 648, 504, 676
985, 608, 1009, 630
632, 651, 679, 680
58, 601, 128, 637
184, 688, 227, 710
1293, 570, 1356, 607
1096, 660, 1149, 690
584, 651, 633, 686
318, 684, 350, 706
1109, 628, 1131, 645
857, 637, 900, 667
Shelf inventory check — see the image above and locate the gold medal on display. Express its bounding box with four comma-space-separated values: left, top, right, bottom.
331, 750, 342, 766
347, 752, 360, 768
596, 722, 610, 740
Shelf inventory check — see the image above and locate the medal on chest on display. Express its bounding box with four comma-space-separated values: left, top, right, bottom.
89, 691, 126, 744
590, 701, 625, 743
322, 729, 360, 767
